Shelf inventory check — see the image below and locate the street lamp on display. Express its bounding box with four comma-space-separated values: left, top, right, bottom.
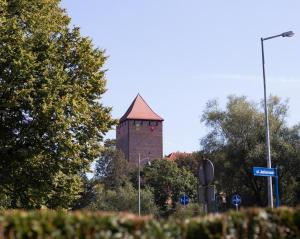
138, 154, 151, 216
261, 31, 294, 208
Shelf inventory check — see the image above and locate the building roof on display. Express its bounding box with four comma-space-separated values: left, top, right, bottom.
120, 94, 163, 122
166, 152, 192, 161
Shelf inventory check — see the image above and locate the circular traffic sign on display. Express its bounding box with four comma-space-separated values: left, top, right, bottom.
231, 194, 241, 206
180, 194, 189, 205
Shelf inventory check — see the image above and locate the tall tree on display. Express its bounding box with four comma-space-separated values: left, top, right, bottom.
201, 95, 300, 206
0, 0, 115, 208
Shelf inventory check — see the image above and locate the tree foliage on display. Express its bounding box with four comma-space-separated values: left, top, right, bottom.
0, 0, 115, 208
71, 174, 96, 210
201, 95, 300, 206
95, 140, 129, 190
89, 183, 158, 215
143, 159, 197, 215
175, 152, 203, 178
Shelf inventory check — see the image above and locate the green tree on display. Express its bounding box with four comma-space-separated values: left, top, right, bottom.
201, 95, 300, 206
71, 174, 96, 210
89, 182, 158, 215
143, 159, 197, 216
175, 152, 203, 178
0, 0, 115, 208
95, 140, 129, 190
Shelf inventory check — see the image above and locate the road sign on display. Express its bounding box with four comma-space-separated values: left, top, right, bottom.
231, 194, 241, 206
253, 167, 280, 208
199, 159, 214, 186
198, 185, 215, 203
180, 195, 189, 205
253, 167, 276, 177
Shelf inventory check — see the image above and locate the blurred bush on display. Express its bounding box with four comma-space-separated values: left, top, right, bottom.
0, 207, 299, 238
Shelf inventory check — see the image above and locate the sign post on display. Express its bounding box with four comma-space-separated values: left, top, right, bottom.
231, 194, 241, 211
275, 168, 280, 208
253, 167, 280, 207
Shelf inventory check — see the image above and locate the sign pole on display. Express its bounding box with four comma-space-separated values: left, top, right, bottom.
235, 204, 238, 212
204, 186, 208, 215
275, 168, 280, 208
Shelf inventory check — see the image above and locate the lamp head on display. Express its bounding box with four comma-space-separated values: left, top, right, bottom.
282, 31, 295, 37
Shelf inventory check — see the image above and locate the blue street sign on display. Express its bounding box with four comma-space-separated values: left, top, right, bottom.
231, 194, 241, 206
253, 167, 280, 208
253, 167, 276, 177
180, 195, 189, 205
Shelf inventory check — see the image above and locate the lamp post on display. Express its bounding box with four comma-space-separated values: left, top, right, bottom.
138, 154, 150, 216
261, 31, 294, 208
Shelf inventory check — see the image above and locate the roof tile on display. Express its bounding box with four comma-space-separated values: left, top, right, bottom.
120, 94, 163, 122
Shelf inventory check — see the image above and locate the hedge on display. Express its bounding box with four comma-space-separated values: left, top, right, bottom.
0, 207, 299, 238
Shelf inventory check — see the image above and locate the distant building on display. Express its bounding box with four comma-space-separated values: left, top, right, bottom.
116, 94, 163, 164
166, 152, 192, 161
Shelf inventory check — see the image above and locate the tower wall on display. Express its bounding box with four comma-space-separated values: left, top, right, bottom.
116, 121, 129, 159
128, 119, 163, 164
116, 119, 163, 165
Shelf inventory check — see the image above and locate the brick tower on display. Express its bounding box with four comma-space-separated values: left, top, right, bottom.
116, 94, 163, 164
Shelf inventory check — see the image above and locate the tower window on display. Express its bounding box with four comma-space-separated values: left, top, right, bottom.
134, 120, 143, 126
149, 121, 157, 126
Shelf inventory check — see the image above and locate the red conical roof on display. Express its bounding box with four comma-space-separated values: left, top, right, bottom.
120, 94, 163, 122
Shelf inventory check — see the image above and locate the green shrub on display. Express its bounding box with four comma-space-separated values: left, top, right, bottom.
0, 207, 299, 238
172, 203, 204, 219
